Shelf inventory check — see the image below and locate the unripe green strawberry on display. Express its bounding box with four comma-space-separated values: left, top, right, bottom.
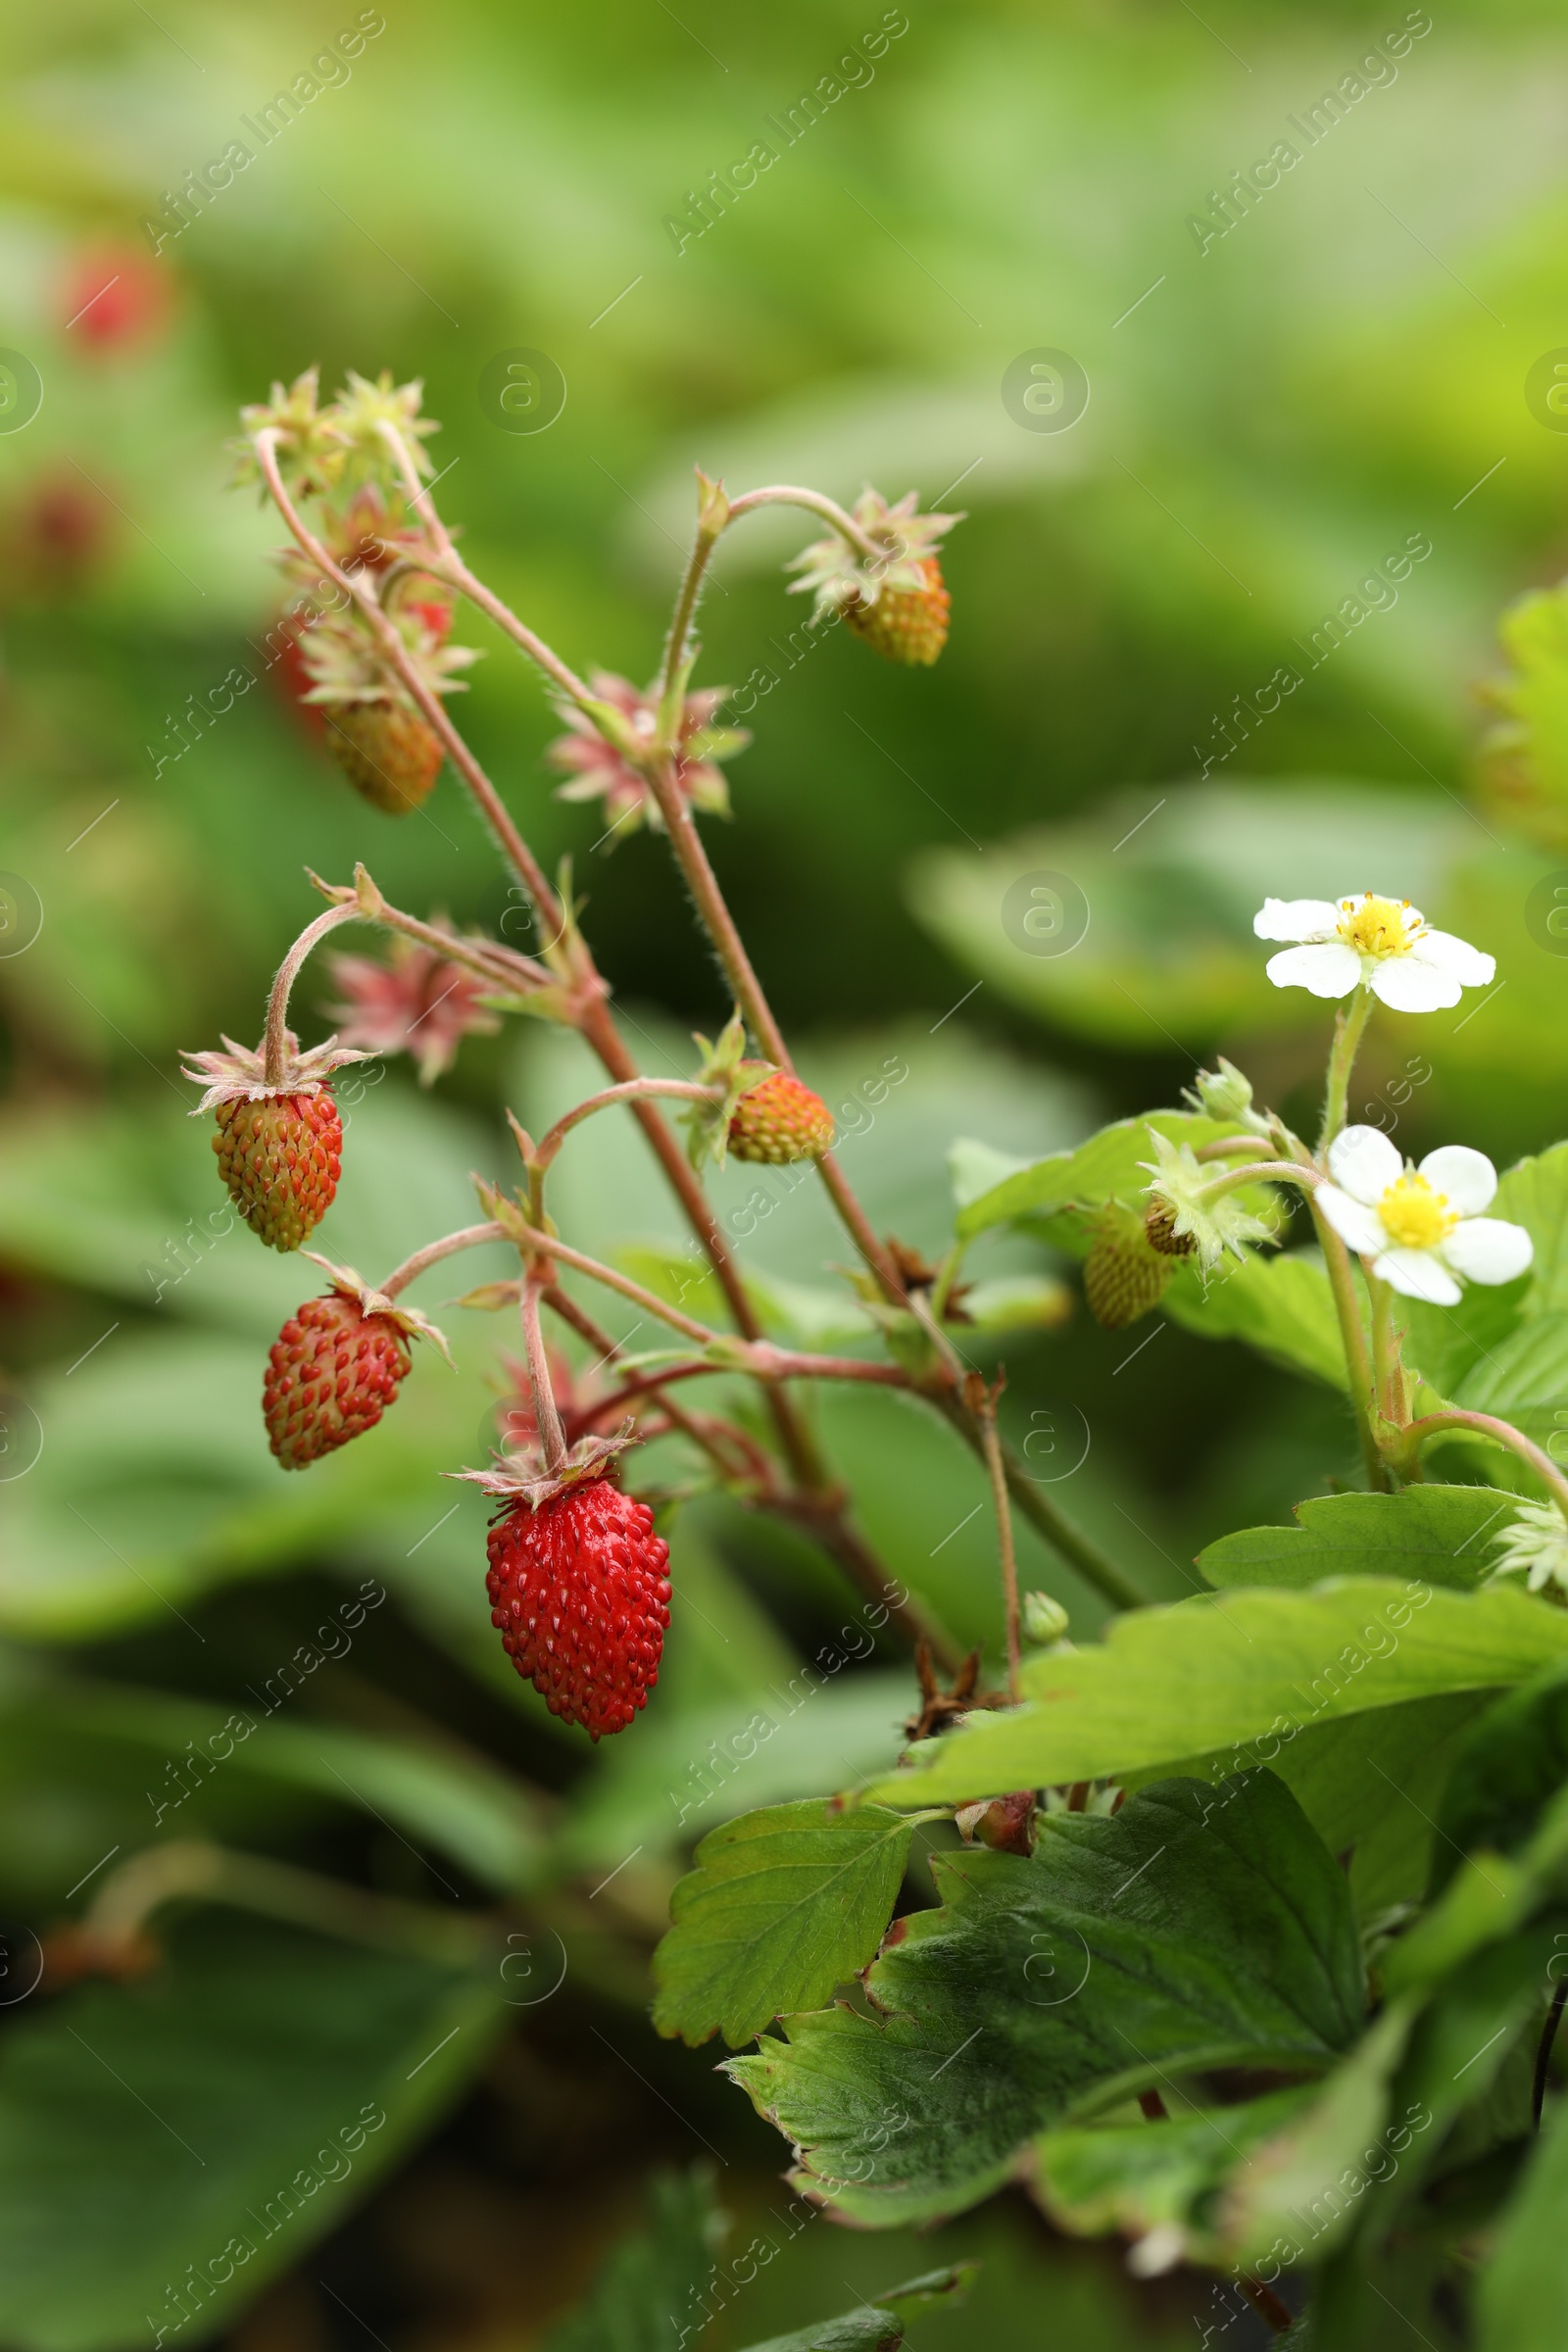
321, 701, 444, 814
1144, 1199, 1198, 1259
728, 1063, 835, 1164
182, 1032, 370, 1254
846, 555, 950, 666
1083, 1203, 1172, 1330
263, 1260, 449, 1470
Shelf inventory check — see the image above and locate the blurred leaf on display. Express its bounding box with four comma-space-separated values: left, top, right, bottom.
1477, 578, 1568, 854
728, 1775, 1362, 2227
654, 1801, 924, 2050
542, 2168, 723, 2352
738, 2266, 977, 2352
955, 1110, 1241, 1249
1477, 2071, 1568, 2351
1032, 2087, 1313, 2261
863, 1584, 1568, 1808
909, 785, 1476, 1053
1199, 1488, 1510, 1592
1162, 1250, 1348, 1389
0, 1912, 505, 2352
1429, 1657, 1568, 1896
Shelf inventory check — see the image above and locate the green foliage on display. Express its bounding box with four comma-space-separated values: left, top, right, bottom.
0, 1915, 505, 2352
864, 1583, 1568, 1808
737, 2268, 976, 2352
542, 2170, 724, 2352
653, 1801, 929, 2050
1199, 1488, 1511, 1592
728, 1775, 1362, 2227
1431, 1659, 1568, 1892
1478, 580, 1568, 852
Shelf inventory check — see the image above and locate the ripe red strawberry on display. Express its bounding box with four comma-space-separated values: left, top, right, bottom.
728, 1063, 835, 1164
263, 1260, 448, 1470
320, 701, 445, 814
484, 1480, 671, 1740
181, 1032, 370, 1253
845, 555, 950, 666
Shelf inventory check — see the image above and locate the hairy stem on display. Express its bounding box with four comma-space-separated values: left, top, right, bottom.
380, 1221, 508, 1301
519, 1280, 568, 1474
725, 483, 886, 564
976, 1396, 1022, 1698
532, 1079, 720, 1176
263, 903, 361, 1085
1319, 986, 1374, 1152
1396, 1410, 1568, 1519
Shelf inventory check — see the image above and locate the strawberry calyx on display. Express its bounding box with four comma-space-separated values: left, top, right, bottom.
449, 1425, 638, 1516
786, 487, 960, 622
179, 1028, 371, 1113
301, 1252, 454, 1365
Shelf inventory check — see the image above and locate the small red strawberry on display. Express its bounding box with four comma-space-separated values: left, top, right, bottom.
728, 1063, 835, 1164
181, 1031, 370, 1252
319, 701, 446, 814
787, 488, 960, 668
483, 1480, 671, 1740
263, 1258, 449, 1470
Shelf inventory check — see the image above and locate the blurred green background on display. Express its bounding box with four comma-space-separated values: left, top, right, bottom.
2, 0, 1567, 2344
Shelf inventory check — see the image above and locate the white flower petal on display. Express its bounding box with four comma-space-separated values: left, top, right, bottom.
1315, 1181, 1388, 1256
1327, 1124, 1402, 1206
1372, 1246, 1462, 1305
1417, 1145, 1496, 1217
1265, 942, 1361, 998
1253, 898, 1342, 944
1409, 929, 1494, 987
1367, 958, 1462, 1013
1441, 1216, 1534, 1287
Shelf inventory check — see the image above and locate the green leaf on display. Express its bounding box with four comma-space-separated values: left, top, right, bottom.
1430, 1657, 1568, 1895
1032, 2087, 1314, 2260
1477, 2059, 1568, 2351
654, 1801, 926, 2049
0, 1913, 505, 2352
955, 1109, 1242, 1246
1162, 1250, 1348, 1389
737, 2267, 976, 2352
1199, 1488, 1511, 1592
1494, 1143, 1568, 1313
542, 2168, 724, 2352
727, 1773, 1363, 2226
1447, 1312, 1568, 1455
863, 1583, 1568, 1808
1477, 579, 1568, 855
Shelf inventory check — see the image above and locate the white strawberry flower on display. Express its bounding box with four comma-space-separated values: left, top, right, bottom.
1253, 892, 1494, 1012
1315, 1126, 1532, 1306
1487, 1501, 1568, 1598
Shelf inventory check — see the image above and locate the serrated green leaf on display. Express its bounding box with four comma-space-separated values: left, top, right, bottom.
1448, 1313, 1568, 1454
1199, 1488, 1511, 1592
542, 2168, 723, 2352
727, 1774, 1363, 2227
863, 1584, 1568, 1809
0, 1913, 505, 2352
954, 1109, 1242, 1246
654, 1801, 927, 2049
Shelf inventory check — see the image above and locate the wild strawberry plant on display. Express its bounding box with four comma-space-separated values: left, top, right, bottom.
155, 367, 1568, 2346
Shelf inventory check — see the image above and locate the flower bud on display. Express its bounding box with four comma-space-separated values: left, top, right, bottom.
1185, 1055, 1268, 1132
1022, 1591, 1070, 1645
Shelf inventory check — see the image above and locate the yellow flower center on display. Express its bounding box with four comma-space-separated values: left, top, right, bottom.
1336, 893, 1420, 958
1377, 1171, 1457, 1251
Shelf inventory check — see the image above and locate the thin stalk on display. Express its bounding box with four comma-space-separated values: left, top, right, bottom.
1396, 1410, 1568, 1519
657, 504, 725, 722
541, 1287, 761, 1488
1319, 986, 1374, 1152
75, 1839, 486, 1967
519, 1280, 568, 1475
724, 483, 887, 564
263, 902, 361, 1085
1366, 1271, 1404, 1426
955, 1397, 1149, 1611
1194, 1134, 1277, 1162
532, 1080, 720, 1175
976, 1397, 1022, 1698
308, 868, 552, 994
381, 1220, 507, 1301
